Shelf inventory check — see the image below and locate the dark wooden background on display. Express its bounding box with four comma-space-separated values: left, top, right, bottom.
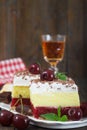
0, 0, 87, 80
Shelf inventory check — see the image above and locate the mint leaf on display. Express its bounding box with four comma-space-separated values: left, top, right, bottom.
57, 106, 61, 118
40, 113, 58, 121
60, 115, 68, 121
57, 106, 68, 121
55, 72, 67, 81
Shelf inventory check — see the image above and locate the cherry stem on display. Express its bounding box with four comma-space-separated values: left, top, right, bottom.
11, 95, 24, 114
20, 95, 23, 114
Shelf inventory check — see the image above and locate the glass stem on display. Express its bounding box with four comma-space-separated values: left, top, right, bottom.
50, 62, 58, 74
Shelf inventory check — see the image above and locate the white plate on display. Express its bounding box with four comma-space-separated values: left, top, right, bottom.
0, 102, 87, 129
29, 116, 87, 129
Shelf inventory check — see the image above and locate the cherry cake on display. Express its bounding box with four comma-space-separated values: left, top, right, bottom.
30, 70, 80, 119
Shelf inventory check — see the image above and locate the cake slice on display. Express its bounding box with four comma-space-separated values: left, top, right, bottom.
30, 77, 80, 118
0, 83, 13, 93
11, 70, 30, 107
0, 83, 13, 104
11, 69, 40, 107
0, 92, 11, 104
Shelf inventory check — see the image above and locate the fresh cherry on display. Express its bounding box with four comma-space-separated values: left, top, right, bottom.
68, 107, 83, 121
80, 102, 87, 117
0, 110, 13, 126
40, 69, 55, 81
12, 114, 29, 130
29, 63, 40, 74
61, 107, 70, 116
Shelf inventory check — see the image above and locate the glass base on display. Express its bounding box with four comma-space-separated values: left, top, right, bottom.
50, 66, 58, 74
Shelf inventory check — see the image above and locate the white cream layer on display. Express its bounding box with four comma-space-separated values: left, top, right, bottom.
30, 81, 78, 93
13, 73, 39, 86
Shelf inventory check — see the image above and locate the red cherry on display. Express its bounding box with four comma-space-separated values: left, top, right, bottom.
12, 114, 29, 130
29, 63, 40, 74
68, 107, 83, 121
0, 110, 13, 126
61, 107, 70, 116
40, 69, 55, 81
80, 102, 87, 117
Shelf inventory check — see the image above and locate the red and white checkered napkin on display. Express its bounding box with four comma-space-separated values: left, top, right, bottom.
0, 57, 26, 85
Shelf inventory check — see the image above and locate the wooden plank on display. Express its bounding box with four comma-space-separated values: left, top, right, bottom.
0, 0, 7, 60
55, 0, 68, 72
0, 124, 14, 130
5, 0, 17, 58
67, 0, 84, 79
83, 0, 87, 78
0, 0, 17, 60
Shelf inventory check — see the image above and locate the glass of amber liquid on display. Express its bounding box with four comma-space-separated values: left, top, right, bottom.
41, 34, 66, 73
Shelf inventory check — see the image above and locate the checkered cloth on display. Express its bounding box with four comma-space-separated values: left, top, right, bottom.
0, 58, 26, 85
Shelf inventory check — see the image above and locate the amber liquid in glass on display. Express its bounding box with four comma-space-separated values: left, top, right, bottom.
42, 41, 65, 66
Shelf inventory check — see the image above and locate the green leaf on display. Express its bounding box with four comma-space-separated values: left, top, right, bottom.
60, 115, 68, 121
40, 113, 58, 121
57, 106, 61, 118
55, 72, 67, 81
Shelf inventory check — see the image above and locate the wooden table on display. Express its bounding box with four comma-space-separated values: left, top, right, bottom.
0, 125, 87, 130
0, 79, 87, 130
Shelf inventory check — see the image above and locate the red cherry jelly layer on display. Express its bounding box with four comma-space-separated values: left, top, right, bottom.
31, 103, 80, 119
32, 106, 57, 118
11, 98, 30, 107
80, 102, 87, 117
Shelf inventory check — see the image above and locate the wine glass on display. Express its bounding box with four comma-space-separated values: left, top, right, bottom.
41, 34, 66, 74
